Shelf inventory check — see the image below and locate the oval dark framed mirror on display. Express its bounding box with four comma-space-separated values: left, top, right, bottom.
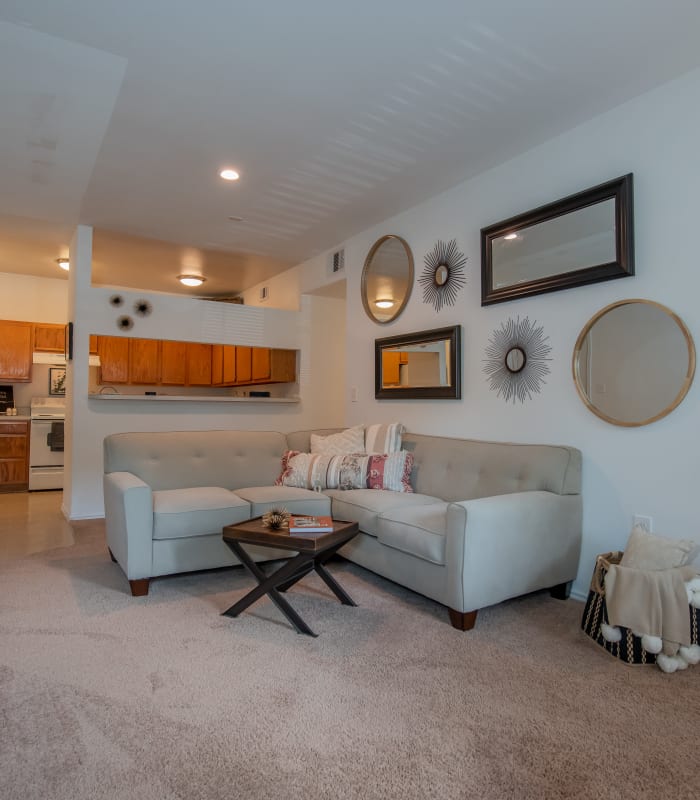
361, 235, 414, 324
572, 299, 695, 427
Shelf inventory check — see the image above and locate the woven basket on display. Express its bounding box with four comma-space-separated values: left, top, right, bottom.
580, 551, 700, 665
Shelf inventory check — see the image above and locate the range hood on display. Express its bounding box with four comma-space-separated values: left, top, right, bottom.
33, 352, 101, 366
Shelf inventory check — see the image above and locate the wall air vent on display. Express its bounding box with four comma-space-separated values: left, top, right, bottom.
331, 248, 345, 274
259, 286, 269, 302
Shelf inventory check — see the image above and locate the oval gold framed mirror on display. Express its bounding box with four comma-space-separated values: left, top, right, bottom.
572, 299, 695, 427
361, 235, 414, 324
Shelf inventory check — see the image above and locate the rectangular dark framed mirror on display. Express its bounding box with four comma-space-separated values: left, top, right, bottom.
481, 173, 634, 306
375, 325, 461, 399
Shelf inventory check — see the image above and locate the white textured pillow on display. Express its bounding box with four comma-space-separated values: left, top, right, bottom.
620, 526, 700, 570
365, 422, 404, 454
310, 425, 365, 455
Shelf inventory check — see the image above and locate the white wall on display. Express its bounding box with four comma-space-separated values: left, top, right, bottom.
296, 66, 700, 598
0, 272, 68, 322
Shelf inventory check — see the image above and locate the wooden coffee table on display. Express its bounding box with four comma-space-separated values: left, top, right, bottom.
221, 517, 359, 636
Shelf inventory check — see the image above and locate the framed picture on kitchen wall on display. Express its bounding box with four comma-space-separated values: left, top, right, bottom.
49, 367, 66, 396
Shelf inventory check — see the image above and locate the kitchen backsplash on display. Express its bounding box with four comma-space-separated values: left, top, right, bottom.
11, 363, 64, 411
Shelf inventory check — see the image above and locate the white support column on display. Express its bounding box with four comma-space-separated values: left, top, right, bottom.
62, 225, 93, 520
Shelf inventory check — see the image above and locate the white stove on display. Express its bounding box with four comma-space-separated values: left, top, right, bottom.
29, 397, 66, 491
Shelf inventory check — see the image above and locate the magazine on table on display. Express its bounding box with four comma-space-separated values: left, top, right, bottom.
288, 515, 334, 534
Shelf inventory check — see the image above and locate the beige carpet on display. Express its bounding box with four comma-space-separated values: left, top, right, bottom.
1, 526, 697, 800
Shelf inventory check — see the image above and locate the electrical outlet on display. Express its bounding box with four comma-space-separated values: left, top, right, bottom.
633, 514, 653, 533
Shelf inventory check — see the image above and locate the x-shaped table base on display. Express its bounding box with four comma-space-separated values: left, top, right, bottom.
222, 538, 356, 637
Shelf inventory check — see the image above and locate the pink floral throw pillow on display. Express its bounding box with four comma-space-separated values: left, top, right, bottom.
366, 451, 414, 492
275, 449, 414, 492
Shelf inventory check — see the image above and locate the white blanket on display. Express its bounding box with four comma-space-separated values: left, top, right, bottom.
604, 564, 698, 650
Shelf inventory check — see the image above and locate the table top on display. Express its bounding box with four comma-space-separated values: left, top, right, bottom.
222, 516, 359, 553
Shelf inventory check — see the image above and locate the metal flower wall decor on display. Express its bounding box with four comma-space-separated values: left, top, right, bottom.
483, 316, 552, 403
418, 239, 467, 312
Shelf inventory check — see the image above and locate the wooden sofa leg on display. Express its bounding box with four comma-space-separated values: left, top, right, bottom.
129, 579, 150, 597
448, 608, 478, 631
550, 581, 572, 600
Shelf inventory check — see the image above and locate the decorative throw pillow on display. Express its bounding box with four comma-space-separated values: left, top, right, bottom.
365, 422, 404, 454
275, 449, 414, 493
310, 425, 365, 455
619, 525, 700, 570
276, 451, 369, 491
366, 451, 414, 493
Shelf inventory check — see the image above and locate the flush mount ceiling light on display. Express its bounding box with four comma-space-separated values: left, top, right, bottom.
219, 168, 240, 181
375, 299, 395, 309
178, 274, 207, 287
56, 257, 70, 271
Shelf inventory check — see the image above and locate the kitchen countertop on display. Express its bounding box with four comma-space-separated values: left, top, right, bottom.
88, 394, 299, 403
0, 415, 31, 421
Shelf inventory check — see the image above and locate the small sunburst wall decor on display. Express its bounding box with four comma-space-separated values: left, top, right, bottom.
418, 239, 467, 312
483, 316, 552, 403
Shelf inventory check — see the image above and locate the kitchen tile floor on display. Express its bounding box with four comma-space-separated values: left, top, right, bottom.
0, 491, 103, 559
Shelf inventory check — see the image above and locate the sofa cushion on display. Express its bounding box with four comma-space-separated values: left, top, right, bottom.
153, 487, 250, 540
310, 425, 365, 455
234, 485, 331, 517
376, 503, 449, 565
325, 489, 441, 537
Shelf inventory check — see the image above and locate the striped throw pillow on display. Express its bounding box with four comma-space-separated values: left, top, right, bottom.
275, 450, 414, 493
365, 422, 404, 454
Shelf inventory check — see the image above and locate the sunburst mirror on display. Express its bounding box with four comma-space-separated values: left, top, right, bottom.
418, 239, 467, 312
483, 317, 552, 403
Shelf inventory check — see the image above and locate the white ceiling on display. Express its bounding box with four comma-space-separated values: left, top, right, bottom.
1, 0, 700, 297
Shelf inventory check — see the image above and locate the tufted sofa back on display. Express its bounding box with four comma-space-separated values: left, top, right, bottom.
286, 429, 581, 501
103, 430, 287, 491
400, 433, 580, 501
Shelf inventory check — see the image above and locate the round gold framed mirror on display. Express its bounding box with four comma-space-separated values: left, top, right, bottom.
572, 299, 695, 427
361, 235, 414, 324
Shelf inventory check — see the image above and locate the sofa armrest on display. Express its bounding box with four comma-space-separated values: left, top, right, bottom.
445, 491, 582, 613
103, 471, 154, 580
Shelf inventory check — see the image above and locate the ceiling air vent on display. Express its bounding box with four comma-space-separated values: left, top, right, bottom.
330, 248, 345, 274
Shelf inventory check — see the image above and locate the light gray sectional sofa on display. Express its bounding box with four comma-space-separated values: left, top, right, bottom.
103, 428, 582, 630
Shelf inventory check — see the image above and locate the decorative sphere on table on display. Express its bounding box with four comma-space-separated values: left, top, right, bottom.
262, 508, 290, 530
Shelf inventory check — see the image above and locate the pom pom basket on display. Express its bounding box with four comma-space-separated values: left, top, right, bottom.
580, 551, 699, 665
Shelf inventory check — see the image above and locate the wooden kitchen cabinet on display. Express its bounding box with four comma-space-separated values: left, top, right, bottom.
267, 348, 296, 383
235, 346, 252, 384
0, 420, 29, 492
161, 340, 188, 385
0, 320, 33, 382
186, 343, 212, 386
97, 336, 129, 384
251, 347, 271, 382
128, 338, 161, 384
211, 344, 236, 386
33, 323, 65, 353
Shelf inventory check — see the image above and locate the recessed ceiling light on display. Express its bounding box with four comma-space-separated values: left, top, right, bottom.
56, 257, 70, 271
178, 274, 207, 287
219, 168, 240, 181
375, 299, 394, 309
